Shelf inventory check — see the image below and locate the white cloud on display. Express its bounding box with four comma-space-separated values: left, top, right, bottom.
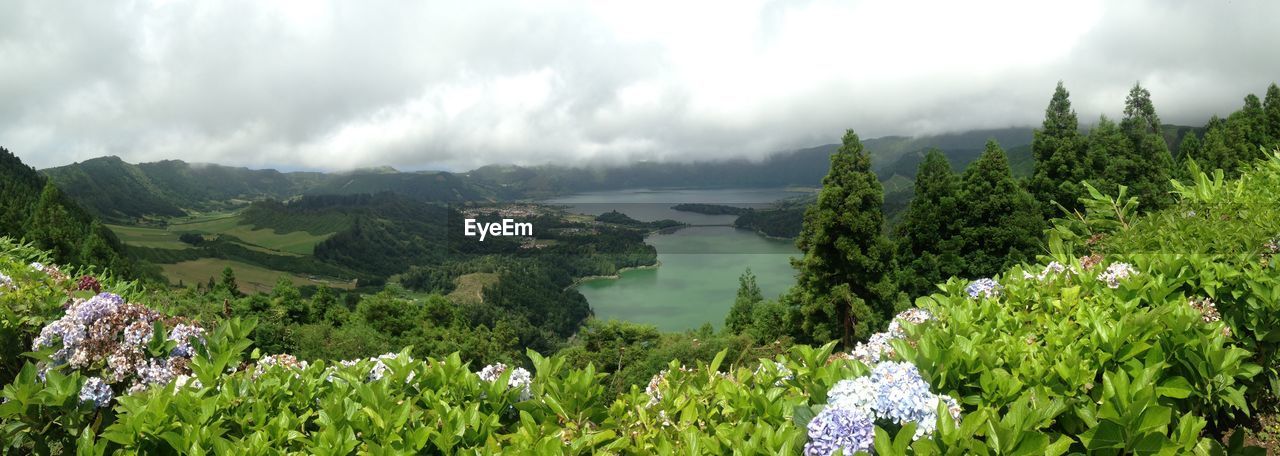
1, 0, 1278, 171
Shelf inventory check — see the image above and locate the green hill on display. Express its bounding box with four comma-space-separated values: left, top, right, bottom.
0, 148, 139, 278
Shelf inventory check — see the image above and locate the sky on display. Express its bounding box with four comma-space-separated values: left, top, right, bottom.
3, 1, 1279, 172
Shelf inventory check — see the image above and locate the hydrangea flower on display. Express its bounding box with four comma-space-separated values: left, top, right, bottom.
79, 376, 113, 408
76, 275, 102, 293
827, 377, 877, 415
965, 278, 1002, 299
476, 362, 533, 401
808, 361, 963, 452
255, 354, 309, 378
851, 332, 897, 364
32, 292, 203, 395
0, 272, 14, 291
29, 262, 45, 272
803, 400, 875, 456
1024, 261, 1070, 281
69, 293, 126, 325
1097, 263, 1138, 288
886, 308, 933, 337
850, 308, 935, 364
167, 324, 205, 358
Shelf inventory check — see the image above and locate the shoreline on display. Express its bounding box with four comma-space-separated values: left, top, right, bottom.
570, 261, 662, 287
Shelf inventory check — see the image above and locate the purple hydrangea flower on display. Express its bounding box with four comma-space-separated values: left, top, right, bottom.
0, 272, 14, 291
69, 293, 125, 325
167, 324, 205, 358
79, 377, 113, 408
965, 278, 1002, 299
804, 400, 875, 456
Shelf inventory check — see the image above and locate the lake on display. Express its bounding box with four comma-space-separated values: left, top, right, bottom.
545, 188, 807, 331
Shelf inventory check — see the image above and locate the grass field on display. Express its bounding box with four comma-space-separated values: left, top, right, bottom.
446, 273, 500, 304
168, 214, 333, 255
109, 212, 334, 256
105, 224, 193, 250
160, 258, 355, 294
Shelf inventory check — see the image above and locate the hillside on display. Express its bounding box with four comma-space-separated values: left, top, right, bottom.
2, 153, 1278, 453
0, 148, 139, 278
42, 157, 323, 222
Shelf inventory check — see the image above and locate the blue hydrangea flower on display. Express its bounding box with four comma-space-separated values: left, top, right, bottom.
79, 376, 113, 408
826, 377, 877, 417
965, 278, 1002, 299
804, 400, 875, 456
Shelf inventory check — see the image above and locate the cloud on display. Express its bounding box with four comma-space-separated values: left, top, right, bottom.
2, 0, 1278, 171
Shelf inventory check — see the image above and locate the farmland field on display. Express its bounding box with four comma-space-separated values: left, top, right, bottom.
160, 258, 355, 294
108, 213, 335, 256
446, 272, 500, 304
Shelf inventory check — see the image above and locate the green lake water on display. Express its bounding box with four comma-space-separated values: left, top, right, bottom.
546, 188, 806, 331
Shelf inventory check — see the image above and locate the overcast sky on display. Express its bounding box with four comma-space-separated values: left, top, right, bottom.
3, 1, 1278, 172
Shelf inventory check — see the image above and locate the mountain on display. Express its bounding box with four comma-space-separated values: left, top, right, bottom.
0, 148, 139, 277
304, 170, 493, 202
42, 157, 323, 222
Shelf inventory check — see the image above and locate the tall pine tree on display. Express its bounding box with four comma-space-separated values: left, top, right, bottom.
1265, 83, 1280, 145
956, 140, 1045, 278
790, 130, 895, 347
1028, 81, 1088, 218
1104, 83, 1174, 209
894, 149, 962, 297
725, 269, 763, 334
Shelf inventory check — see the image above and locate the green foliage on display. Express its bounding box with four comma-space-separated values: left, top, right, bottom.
725, 269, 764, 334
791, 130, 897, 348
0, 149, 141, 280
895, 150, 963, 297
1099, 83, 1175, 210
955, 140, 1045, 278
1028, 81, 1090, 218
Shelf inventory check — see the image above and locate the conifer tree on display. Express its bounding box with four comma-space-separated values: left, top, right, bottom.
221, 266, 239, 295
1028, 82, 1088, 218
32, 181, 78, 261
791, 130, 895, 347
1105, 83, 1174, 209
895, 149, 962, 297
956, 140, 1045, 278
1265, 83, 1280, 145
725, 269, 763, 334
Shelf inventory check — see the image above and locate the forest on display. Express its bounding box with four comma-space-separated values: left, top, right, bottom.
1, 81, 1280, 453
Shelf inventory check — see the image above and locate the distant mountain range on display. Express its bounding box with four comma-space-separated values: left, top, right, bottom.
39, 125, 1199, 222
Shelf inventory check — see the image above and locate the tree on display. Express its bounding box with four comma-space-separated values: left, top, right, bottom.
1028, 82, 1089, 218
1105, 83, 1174, 209
956, 140, 1045, 278
895, 149, 963, 297
31, 182, 78, 261
725, 269, 763, 333
220, 266, 239, 295
271, 277, 310, 324
78, 223, 118, 272
790, 130, 896, 348
1174, 132, 1203, 180
1265, 83, 1280, 145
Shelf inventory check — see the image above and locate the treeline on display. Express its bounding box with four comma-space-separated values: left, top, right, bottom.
593, 210, 683, 229
0, 148, 141, 279
723, 81, 1280, 349
670, 203, 749, 216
